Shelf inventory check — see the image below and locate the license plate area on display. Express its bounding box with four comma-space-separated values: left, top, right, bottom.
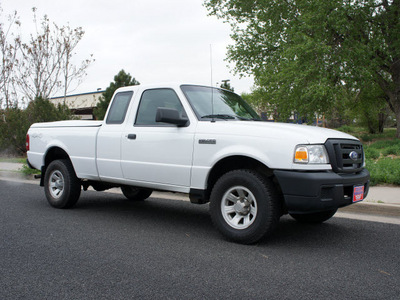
353, 185, 364, 203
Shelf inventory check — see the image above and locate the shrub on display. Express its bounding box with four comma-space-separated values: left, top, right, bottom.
382, 145, 400, 156
365, 147, 380, 160
0, 107, 31, 155
21, 163, 41, 176
336, 125, 355, 134
366, 158, 400, 186
368, 139, 400, 149
360, 134, 374, 142
0, 98, 75, 156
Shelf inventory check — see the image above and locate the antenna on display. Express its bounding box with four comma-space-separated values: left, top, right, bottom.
210, 44, 215, 122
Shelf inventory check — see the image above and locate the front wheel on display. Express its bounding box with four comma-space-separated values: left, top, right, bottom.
209, 170, 280, 244
44, 159, 81, 208
290, 209, 337, 223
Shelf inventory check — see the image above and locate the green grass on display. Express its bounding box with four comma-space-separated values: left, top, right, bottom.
336, 127, 397, 142
366, 158, 400, 186
335, 125, 358, 134
21, 164, 41, 176
364, 147, 380, 160
361, 131, 400, 186
0, 157, 25, 163
359, 128, 396, 142
364, 139, 400, 158
367, 139, 400, 149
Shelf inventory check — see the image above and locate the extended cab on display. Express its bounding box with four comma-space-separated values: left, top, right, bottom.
27, 83, 370, 244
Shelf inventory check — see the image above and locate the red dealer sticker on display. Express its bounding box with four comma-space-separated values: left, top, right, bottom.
353, 185, 364, 203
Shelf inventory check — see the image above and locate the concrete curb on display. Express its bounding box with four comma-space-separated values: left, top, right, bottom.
339, 202, 400, 218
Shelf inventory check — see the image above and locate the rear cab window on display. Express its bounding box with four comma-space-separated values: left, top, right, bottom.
106, 91, 133, 124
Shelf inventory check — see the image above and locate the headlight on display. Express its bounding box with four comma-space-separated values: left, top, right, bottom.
294, 145, 329, 164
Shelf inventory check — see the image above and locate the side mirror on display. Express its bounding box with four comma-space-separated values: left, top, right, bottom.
155, 107, 189, 127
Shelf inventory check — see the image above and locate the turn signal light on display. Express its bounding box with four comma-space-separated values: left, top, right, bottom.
294, 147, 308, 162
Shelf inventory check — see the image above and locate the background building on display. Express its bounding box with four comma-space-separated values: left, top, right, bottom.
50, 90, 104, 120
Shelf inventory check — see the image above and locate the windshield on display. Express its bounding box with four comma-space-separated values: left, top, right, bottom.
181, 85, 261, 121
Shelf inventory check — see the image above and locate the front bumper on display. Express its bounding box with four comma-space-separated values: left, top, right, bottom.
274, 168, 370, 214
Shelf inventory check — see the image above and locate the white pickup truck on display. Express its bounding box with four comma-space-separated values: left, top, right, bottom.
27, 83, 370, 244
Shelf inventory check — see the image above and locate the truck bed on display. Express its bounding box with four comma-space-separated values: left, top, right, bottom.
30, 120, 103, 128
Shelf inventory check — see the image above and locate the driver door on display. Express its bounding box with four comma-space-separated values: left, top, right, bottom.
121, 88, 195, 190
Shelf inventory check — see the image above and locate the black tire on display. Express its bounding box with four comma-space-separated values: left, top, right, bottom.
209, 169, 280, 244
121, 186, 152, 201
44, 159, 81, 209
290, 209, 337, 223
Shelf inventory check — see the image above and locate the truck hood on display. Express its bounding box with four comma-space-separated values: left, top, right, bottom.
197, 121, 357, 144
30, 120, 103, 128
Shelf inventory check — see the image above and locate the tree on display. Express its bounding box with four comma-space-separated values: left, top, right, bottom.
58, 24, 94, 105
338, 82, 390, 133
15, 8, 93, 103
241, 91, 271, 118
0, 7, 21, 108
94, 70, 140, 120
205, 0, 400, 137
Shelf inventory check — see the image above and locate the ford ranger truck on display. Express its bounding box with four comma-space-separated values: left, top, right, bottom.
26, 83, 370, 244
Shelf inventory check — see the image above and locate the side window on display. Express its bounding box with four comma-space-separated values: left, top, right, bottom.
135, 89, 185, 126
106, 91, 133, 124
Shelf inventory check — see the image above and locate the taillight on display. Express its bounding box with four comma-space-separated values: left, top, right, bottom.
26, 134, 30, 151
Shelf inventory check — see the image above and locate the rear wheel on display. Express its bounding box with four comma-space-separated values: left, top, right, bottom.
290, 209, 337, 223
121, 186, 152, 201
210, 169, 280, 244
44, 159, 81, 208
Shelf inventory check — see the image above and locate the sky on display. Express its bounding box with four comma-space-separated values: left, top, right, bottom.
1, 0, 254, 97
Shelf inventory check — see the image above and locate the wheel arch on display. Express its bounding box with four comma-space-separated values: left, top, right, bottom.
40, 147, 73, 186
191, 155, 279, 204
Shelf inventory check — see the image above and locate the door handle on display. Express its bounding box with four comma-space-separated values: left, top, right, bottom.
127, 134, 137, 140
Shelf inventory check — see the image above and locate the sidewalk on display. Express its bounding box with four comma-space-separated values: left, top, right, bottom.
0, 162, 24, 171
1, 161, 399, 207
366, 186, 400, 205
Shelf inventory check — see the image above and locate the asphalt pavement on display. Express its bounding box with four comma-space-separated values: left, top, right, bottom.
1, 179, 399, 299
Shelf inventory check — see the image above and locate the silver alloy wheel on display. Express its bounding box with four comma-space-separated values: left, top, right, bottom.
221, 186, 257, 230
49, 170, 65, 199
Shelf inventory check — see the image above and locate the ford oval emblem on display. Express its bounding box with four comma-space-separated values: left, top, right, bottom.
349, 151, 358, 161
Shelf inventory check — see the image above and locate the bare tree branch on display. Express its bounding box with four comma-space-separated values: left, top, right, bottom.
0, 8, 21, 108
14, 8, 94, 103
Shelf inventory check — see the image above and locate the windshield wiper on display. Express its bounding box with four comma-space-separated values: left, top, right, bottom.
201, 114, 236, 120
201, 114, 262, 121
